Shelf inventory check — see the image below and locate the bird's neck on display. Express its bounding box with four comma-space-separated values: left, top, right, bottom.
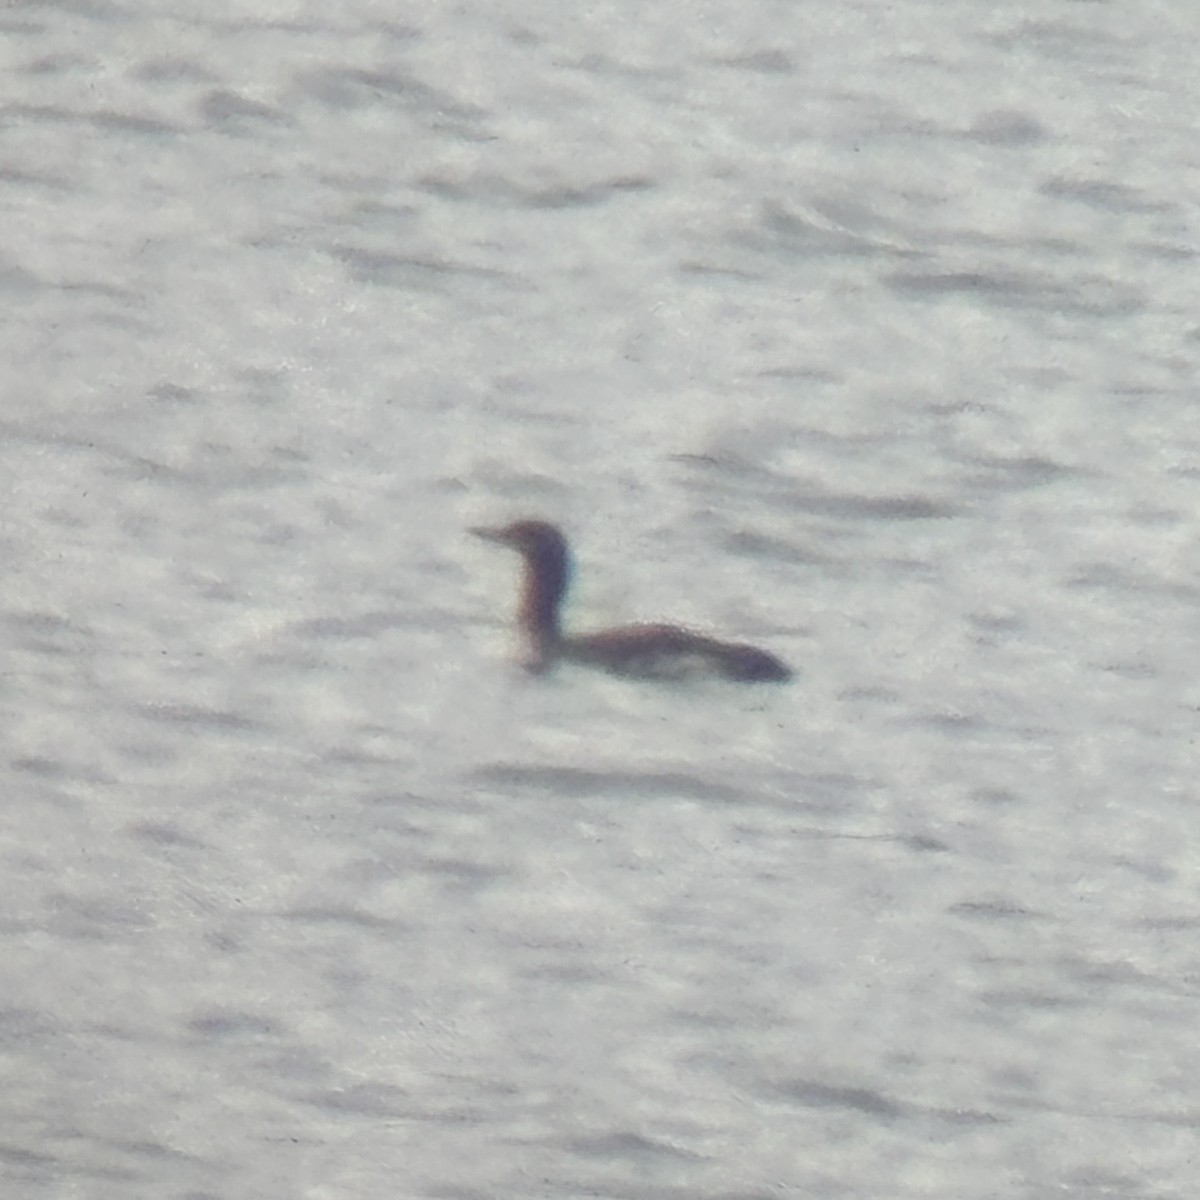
517, 549, 567, 663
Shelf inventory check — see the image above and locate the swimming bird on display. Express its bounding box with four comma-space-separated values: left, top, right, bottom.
472, 519, 791, 682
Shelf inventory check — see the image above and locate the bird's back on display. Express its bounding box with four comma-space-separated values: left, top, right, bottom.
564, 623, 792, 682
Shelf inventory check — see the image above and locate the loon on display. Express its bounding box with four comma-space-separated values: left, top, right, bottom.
473, 519, 791, 682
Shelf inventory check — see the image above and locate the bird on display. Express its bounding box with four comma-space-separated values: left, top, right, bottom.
472, 519, 791, 682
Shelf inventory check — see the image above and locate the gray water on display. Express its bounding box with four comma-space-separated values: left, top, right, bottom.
3, 2, 1199, 1198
